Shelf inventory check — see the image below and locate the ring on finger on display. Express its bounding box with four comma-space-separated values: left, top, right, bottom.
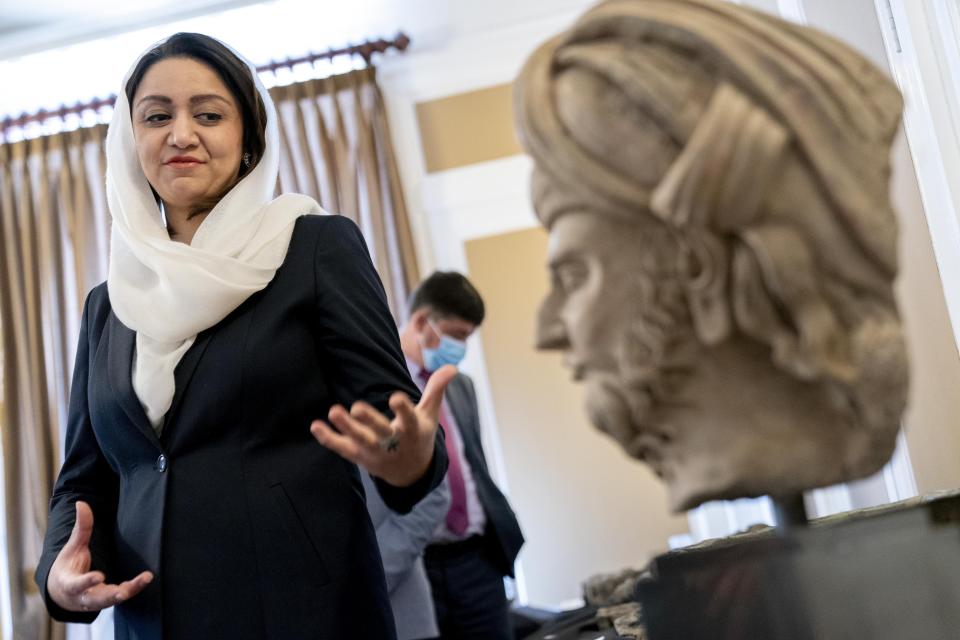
80, 591, 90, 611
379, 428, 400, 453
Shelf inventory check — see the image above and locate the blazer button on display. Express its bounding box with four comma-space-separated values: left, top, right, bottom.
155, 454, 168, 473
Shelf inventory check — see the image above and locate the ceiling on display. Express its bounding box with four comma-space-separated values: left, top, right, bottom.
0, 0, 265, 59
0, 0, 593, 63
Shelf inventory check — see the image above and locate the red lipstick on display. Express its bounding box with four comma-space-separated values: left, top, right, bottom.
165, 156, 204, 166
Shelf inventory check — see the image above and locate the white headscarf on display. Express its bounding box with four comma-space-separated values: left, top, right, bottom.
106, 38, 322, 429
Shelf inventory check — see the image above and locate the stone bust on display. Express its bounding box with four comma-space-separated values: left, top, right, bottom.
513, 0, 909, 511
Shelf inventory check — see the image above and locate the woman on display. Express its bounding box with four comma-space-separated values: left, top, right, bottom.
34, 33, 451, 639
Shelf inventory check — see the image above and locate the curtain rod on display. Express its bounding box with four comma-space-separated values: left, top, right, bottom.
1, 32, 410, 134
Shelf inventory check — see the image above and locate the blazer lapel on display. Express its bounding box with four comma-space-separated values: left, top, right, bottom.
445, 376, 485, 473
106, 313, 162, 448
164, 329, 214, 428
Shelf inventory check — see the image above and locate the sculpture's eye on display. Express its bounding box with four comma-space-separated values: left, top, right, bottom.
555, 260, 589, 293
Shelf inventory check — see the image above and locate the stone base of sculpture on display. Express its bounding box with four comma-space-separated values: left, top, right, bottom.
637, 492, 960, 640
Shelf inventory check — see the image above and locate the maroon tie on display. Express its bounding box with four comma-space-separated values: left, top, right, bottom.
420, 370, 469, 535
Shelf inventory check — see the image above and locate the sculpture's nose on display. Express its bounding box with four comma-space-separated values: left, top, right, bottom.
535, 292, 570, 350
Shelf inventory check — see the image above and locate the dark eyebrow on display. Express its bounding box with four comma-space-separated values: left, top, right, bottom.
135, 94, 231, 108
136, 95, 172, 108
188, 94, 231, 106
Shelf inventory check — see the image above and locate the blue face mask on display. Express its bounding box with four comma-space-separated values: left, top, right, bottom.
422, 322, 467, 372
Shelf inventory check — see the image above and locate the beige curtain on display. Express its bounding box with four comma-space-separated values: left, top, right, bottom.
0, 65, 418, 638
0, 123, 110, 640
270, 67, 421, 318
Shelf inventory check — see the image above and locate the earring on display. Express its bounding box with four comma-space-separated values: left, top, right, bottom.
243, 152, 251, 167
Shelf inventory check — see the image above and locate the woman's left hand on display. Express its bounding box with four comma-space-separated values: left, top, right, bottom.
310, 365, 457, 487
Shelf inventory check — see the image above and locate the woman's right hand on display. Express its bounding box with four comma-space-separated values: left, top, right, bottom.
47, 501, 154, 613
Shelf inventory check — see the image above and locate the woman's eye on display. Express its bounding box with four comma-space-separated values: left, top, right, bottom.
196, 113, 223, 122
144, 113, 170, 124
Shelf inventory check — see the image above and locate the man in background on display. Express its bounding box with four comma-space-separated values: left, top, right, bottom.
394, 271, 525, 640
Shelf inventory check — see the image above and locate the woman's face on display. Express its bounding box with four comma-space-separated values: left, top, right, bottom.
131, 57, 244, 214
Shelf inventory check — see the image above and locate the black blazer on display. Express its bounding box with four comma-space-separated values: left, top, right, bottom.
443, 373, 524, 577
35, 215, 447, 640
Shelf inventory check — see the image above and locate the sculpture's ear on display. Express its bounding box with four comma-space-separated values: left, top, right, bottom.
679, 230, 732, 345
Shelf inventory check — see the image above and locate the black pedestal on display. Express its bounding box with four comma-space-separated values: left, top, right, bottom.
638, 493, 960, 640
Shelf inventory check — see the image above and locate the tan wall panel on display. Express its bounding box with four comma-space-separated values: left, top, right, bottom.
891, 135, 960, 494
465, 227, 688, 606
416, 84, 523, 173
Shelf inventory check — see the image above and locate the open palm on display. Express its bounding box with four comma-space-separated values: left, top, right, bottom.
47, 501, 153, 613
311, 365, 457, 487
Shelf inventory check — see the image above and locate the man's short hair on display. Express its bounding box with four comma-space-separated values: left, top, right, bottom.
408, 271, 485, 326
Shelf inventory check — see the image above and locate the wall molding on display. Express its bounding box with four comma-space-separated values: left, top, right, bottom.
877, 0, 960, 350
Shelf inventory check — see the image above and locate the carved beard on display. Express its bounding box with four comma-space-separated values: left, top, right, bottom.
583, 304, 695, 481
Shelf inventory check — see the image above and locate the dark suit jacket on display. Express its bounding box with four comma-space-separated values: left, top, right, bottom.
34, 215, 447, 640
443, 373, 524, 577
